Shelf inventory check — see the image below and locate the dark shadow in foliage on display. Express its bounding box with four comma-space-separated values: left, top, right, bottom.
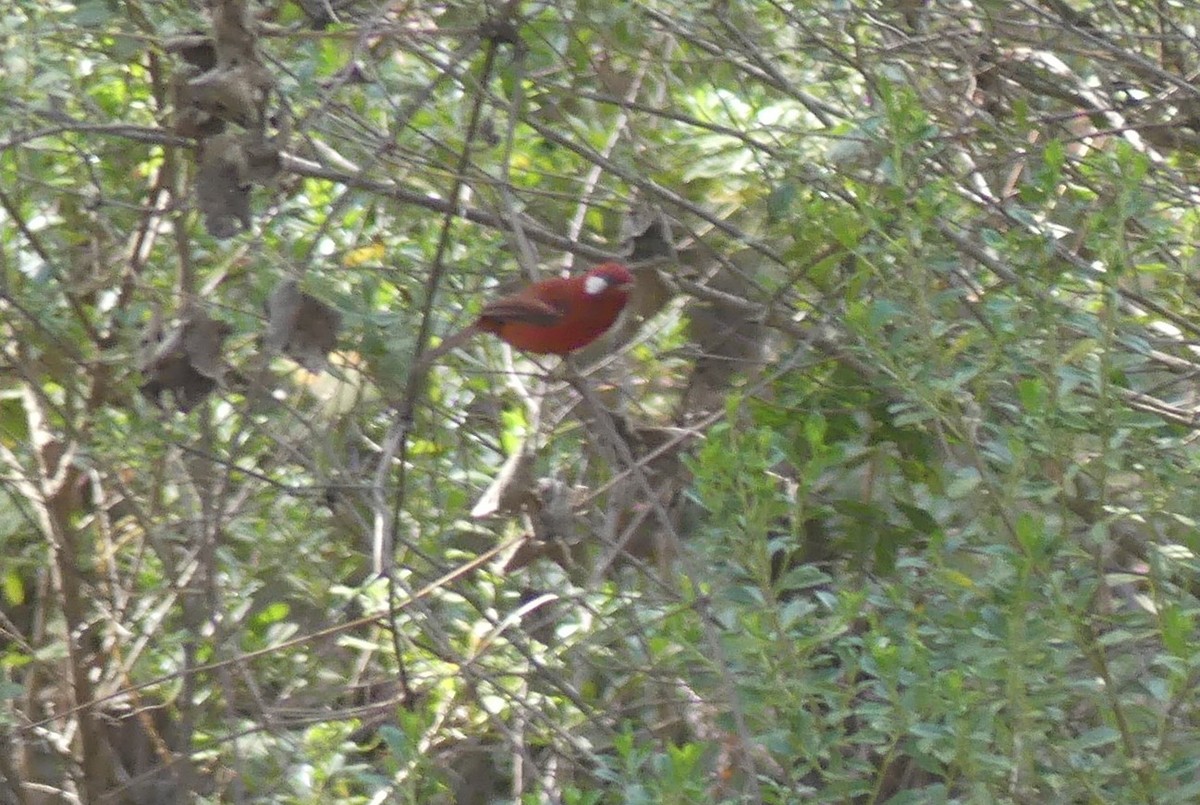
685, 300, 765, 412
677, 247, 768, 419
101, 696, 214, 804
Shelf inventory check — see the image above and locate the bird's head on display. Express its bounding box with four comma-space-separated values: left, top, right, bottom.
582, 262, 635, 297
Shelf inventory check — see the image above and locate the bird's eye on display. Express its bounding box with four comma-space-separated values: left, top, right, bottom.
583, 274, 609, 296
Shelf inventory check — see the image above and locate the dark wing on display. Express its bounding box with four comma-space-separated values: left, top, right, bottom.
478, 294, 567, 327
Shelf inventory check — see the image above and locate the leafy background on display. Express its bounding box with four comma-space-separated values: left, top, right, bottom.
4, 0, 1200, 802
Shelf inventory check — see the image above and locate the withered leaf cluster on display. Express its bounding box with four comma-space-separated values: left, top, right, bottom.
166, 0, 281, 239
136, 279, 343, 412
137, 310, 232, 413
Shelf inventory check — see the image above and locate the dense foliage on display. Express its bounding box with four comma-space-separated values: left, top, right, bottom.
5, 0, 1200, 802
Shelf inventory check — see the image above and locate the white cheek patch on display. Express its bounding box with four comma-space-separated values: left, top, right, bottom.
583, 274, 609, 296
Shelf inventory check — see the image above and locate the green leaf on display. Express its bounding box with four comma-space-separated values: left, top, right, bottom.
1014, 512, 1044, 554
1070, 726, 1119, 751
767, 182, 797, 221
1017, 377, 1047, 413
1, 569, 23, 606
946, 468, 982, 498
1042, 138, 1066, 172
71, 0, 115, 27
500, 407, 527, 455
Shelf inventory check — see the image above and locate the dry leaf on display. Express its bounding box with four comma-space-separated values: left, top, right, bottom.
196, 132, 252, 238
243, 133, 282, 183
265, 279, 342, 372
164, 34, 217, 72
211, 0, 257, 66
136, 307, 166, 372
171, 64, 226, 138
297, 0, 339, 29
681, 299, 765, 415
623, 205, 675, 261
628, 263, 674, 320
470, 446, 537, 519
138, 312, 232, 412
183, 315, 232, 379
186, 62, 273, 128
593, 424, 697, 575
498, 478, 580, 574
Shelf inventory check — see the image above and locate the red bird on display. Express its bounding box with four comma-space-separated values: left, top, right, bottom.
422, 262, 635, 364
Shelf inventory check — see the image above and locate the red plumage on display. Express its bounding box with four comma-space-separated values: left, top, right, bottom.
422, 262, 634, 364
